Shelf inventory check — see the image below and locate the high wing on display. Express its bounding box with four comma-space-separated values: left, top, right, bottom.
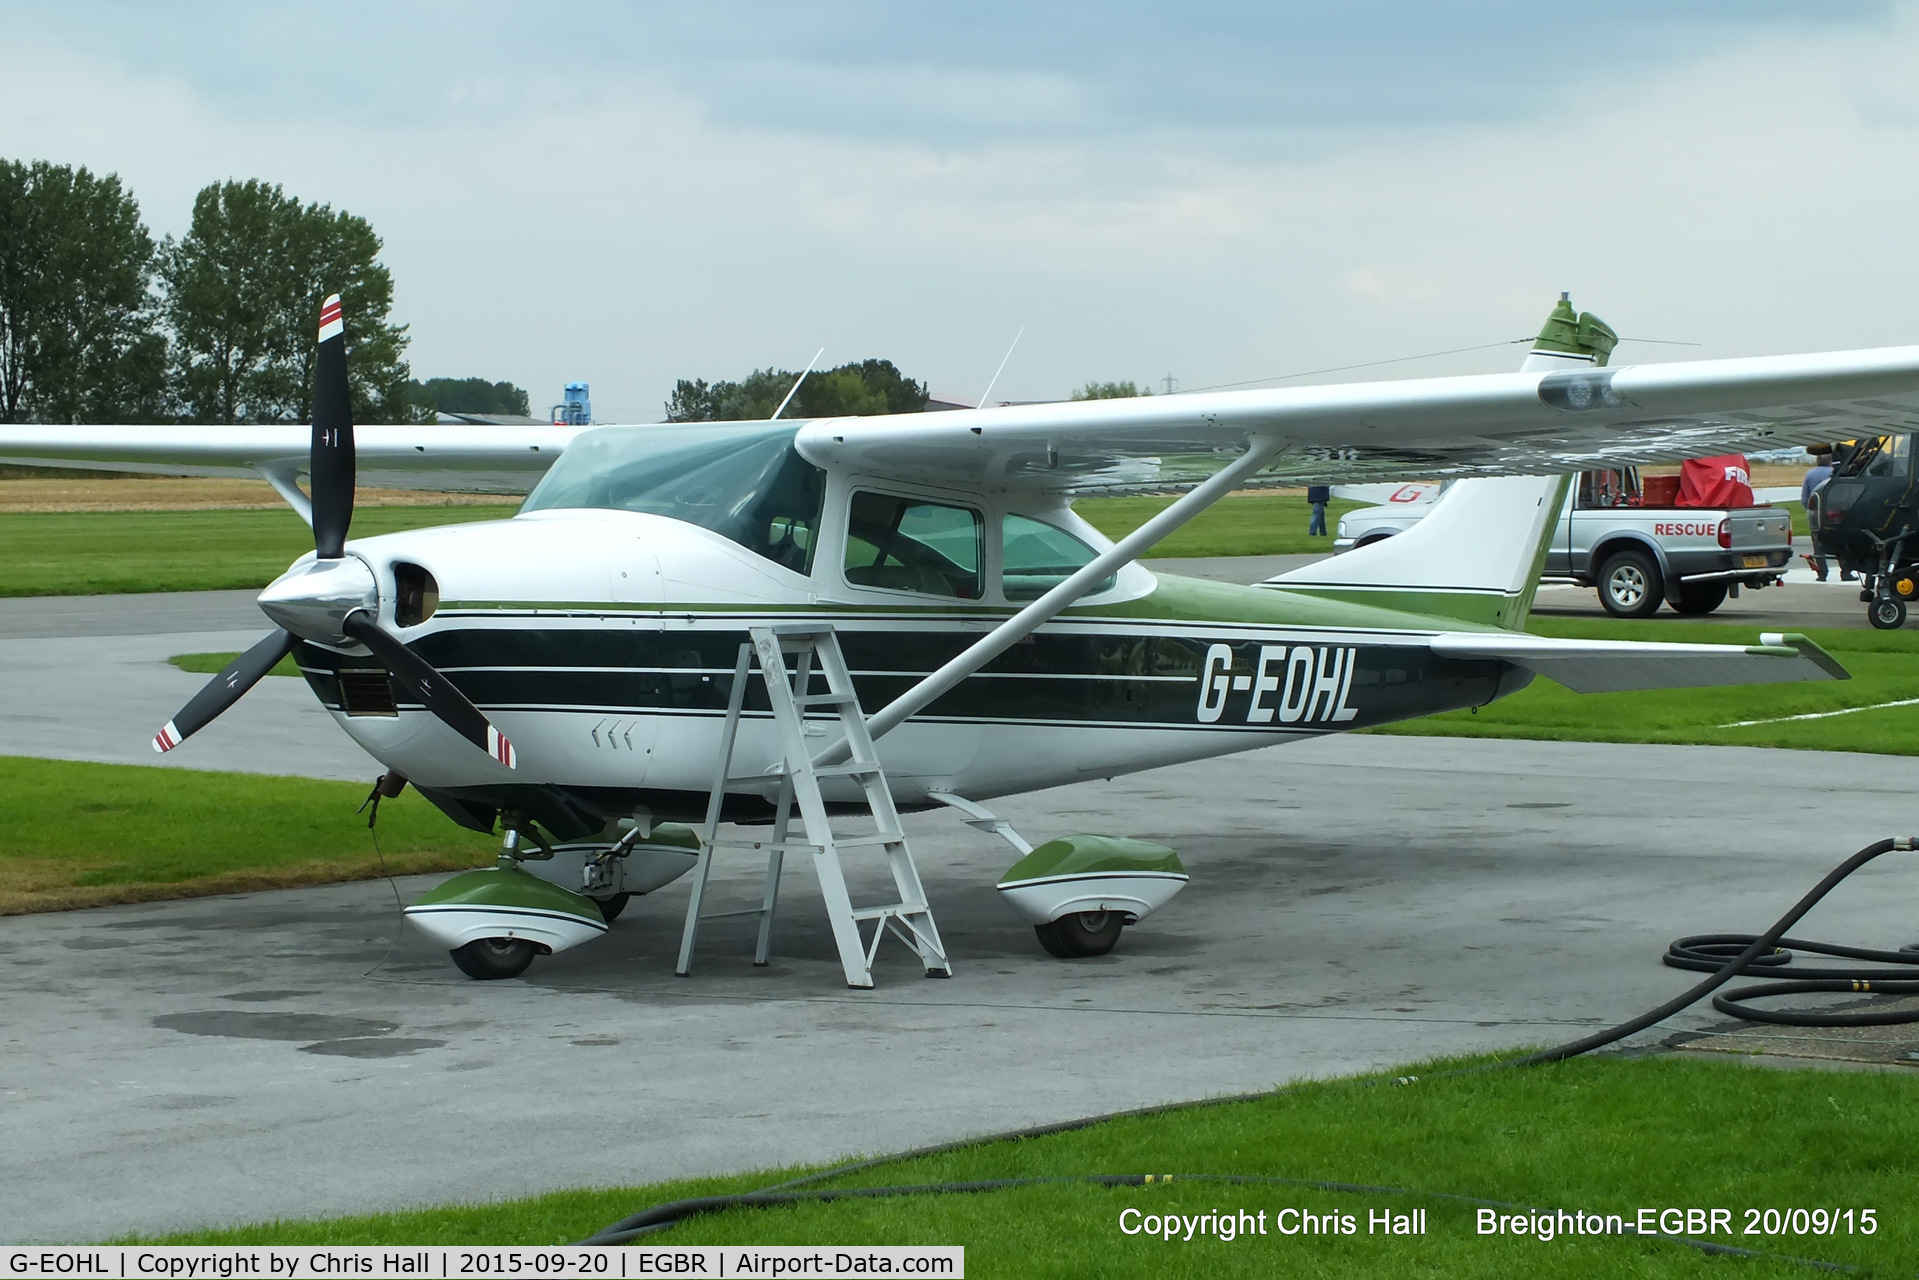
795, 344, 1919, 493
1429, 631, 1847, 695
6, 343, 1919, 496
0, 423, 584, 494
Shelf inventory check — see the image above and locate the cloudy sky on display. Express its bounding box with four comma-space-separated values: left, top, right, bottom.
4, 1, 1917, 420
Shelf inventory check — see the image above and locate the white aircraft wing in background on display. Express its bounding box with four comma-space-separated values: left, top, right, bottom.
797, 344, 1919, 493
0, 423, 586, 494
5, 343, 1919, 495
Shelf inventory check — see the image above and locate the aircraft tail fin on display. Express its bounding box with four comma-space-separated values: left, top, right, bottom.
1262, 294, 1614, 630
1262, 474, 1571, 630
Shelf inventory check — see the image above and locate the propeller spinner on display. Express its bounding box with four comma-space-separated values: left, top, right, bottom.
152, 294, 516, 768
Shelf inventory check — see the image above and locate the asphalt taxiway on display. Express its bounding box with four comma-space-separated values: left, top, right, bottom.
2, 577, 1913, 1242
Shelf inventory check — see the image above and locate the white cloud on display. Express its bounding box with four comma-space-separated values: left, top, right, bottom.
2, 4, 1917, 419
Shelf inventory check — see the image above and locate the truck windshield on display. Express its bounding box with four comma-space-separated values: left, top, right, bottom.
521, 423, 827, 573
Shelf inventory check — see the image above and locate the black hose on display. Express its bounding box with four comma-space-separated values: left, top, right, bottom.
582, 836, 1918, 1251
1664, 932, 1919, 1026
1505, 836, 1910, 1066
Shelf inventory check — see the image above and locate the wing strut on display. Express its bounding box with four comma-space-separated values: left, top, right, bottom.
816, 435, 1287, 764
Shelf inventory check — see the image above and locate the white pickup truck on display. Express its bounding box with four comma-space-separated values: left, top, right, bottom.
1334, 467, 1796, 617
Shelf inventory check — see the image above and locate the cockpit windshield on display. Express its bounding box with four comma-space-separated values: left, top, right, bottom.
520, 422, 827, 573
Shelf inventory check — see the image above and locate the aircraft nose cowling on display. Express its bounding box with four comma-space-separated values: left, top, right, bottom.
258, 555, 378, 645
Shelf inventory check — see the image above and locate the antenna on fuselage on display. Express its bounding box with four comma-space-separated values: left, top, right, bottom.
977, 327, 1024, 409
771, 348, 825, 419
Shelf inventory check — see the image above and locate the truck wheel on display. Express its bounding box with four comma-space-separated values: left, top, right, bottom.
1870, 596, 1907, 630
1672, 582, 1728, 615
1597, 549, 1663, 619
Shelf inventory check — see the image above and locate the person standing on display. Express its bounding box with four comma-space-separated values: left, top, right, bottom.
1307, 483, 1330, 537
1801, 453, 1833, 581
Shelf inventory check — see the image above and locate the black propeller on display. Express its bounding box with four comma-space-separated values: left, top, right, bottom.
311, 294, 354, 559
152, 628, 299, 753
343, 611, 517, 767
153, 294, 516, 769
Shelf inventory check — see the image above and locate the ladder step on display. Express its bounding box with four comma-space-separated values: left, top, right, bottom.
832, 833, 906, 849
850, 903, 929, 921
708, 839, 827, 854
811, 761, 882, 779
798, 693, 859, 707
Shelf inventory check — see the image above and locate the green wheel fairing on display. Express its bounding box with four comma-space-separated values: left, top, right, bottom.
404, 863, 610, 957
998, 834, 1187, 885
410, 863, 609, 921
997, 834, 1191, 928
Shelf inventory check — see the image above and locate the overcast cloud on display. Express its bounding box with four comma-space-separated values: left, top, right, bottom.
2, 1, 1914, 420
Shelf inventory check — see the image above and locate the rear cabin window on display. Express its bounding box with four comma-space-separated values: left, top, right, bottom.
844, 492, 982, 599
1001, 515, 1113, 601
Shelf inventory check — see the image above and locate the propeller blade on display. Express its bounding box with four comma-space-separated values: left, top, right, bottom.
311, 293, 355, 559
153, 629, 300, 753
341, 611, 517, 768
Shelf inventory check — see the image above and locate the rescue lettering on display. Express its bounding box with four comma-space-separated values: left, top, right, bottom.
1653, 522, 1717, 537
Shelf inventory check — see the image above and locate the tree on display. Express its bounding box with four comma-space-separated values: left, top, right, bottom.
1071, 380, 1151, 401
665, 358, 927, 422
161, 180, 416, 424
409, 377, 530, 416
0, 159, 166, 423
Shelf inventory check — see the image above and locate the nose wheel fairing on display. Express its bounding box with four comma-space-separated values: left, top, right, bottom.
403, 864, 608, 955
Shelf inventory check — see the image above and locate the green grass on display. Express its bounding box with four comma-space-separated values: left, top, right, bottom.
143, 1053, 1918, 1276
1371, 618, 1919, 756
1075, 492, 1362, 558
168, 650, 302, 677
0, 756, 495, 914
0, 505, 511, 596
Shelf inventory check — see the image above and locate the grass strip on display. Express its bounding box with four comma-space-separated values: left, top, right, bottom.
1075, 492, 1361, 558
0, 756, 495, 915
140, 1053, 1918, 1276
0, 505, 510, 596
169, 651, 303, 677
1369, 618, 1919, 757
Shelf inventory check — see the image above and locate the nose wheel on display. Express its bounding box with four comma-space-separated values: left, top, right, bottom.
1870, 593, 1908, 630
1034, 911, 1125, 958
449, 937, 539, 980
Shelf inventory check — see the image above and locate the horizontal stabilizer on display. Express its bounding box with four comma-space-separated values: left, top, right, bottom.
1431, 631, 1847, 694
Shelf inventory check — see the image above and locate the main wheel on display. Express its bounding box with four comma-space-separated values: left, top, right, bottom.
1597, 549, 1663, 619
1033, 911, 1125, 958
1672, 581, 1728, 615
592, 892, 630, 922
1870, 595, 1907, 630
450, 937, 538, 980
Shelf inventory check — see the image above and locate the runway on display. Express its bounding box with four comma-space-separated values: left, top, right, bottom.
2, 579, 1913, 1242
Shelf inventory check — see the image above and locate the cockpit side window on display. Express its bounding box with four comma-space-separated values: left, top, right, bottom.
519, 423, 825, 573
1001, 514, 1113, 600
843, 492, 982, 599
1865, 434, 1911, 479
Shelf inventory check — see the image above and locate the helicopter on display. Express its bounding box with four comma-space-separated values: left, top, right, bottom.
1806, 433, 1919, 628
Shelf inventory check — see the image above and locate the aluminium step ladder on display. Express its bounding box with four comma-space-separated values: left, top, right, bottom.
675, 622, 950, 988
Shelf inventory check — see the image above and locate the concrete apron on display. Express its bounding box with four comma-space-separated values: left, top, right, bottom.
4, 734, 1916, 1242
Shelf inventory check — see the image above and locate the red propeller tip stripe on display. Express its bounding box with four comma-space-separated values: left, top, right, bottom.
488, 727, 517, 770
318, 294, 344, 342
153, 722, 180, 753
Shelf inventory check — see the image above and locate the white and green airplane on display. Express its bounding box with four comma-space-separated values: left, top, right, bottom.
5, 295, 1914, 980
